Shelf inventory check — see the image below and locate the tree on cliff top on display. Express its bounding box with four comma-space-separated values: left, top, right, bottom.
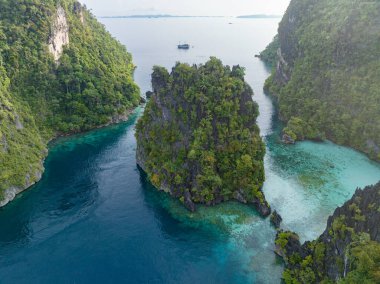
136, 58, 270, 216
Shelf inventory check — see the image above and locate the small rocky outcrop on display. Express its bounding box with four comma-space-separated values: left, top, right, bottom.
73, 2, 85, 24
275, 182, 380, 283
139, 96, 146, 104
282, 133, 295, 144
0, 167, 43, 207
48, 6, 69, 62
270, 210, 283, 228
136, 58, 270, 216
145, 91, 154, 99
275, 231, 306, 261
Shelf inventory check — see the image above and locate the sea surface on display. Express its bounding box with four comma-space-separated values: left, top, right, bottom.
0, 18, 379, 284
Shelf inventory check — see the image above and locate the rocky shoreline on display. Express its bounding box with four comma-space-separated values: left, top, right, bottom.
0, 106, 142, 208
274, 182, 380, 283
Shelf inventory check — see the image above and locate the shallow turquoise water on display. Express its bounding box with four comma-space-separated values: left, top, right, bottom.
264, 128, 380, 241
0, 18, 379, 283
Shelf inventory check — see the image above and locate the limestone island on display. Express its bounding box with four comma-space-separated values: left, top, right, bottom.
136, 58, 270, 216
275, 182, 380, 283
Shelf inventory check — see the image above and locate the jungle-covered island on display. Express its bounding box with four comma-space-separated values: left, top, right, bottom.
262, 0, 380, 161
136, 58, 270, 216
0, 0, 140, 206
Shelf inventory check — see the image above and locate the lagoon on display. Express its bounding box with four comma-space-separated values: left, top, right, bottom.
0, 17, 379, 283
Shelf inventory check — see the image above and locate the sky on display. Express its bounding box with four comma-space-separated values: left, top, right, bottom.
78, 0, 291, 17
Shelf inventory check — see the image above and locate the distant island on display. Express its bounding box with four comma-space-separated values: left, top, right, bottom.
100, 14, 225, 19
237, 14, 282, 18
99, 14, 283, 19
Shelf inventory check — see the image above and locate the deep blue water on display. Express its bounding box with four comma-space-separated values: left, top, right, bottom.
0, 18, 379, 283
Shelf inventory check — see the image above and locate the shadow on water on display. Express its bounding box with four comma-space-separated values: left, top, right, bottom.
137, 166, 227, 241
0, 110, 141, 247
137, 167, 279, 284
137, 165, 284, 284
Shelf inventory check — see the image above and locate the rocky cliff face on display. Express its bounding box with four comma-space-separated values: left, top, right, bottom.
275, 182, 380, 283
0, 169, 43, 207
48, 6, 69, 62
263, 0, 380, 160
73, 2, 85, 24
0, 63, 46, 206
136, 58, 270, 216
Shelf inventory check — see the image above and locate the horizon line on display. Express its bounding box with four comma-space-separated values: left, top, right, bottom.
99, 14, 282, 19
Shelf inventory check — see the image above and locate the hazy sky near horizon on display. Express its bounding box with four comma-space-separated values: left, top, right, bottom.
79, 0, 291, 17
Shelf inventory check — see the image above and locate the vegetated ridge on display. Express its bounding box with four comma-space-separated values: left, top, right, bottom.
0, 0, 140, 206
262, 0, 380, 160
275, 182, 380, 283
136, 58, 270, 216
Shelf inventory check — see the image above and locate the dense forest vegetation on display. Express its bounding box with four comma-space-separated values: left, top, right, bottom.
0, 52, 45, 201
258, 35, 279, 67
275, 182, 380, 283
263, 0, 380, 160
136, 58, 270, 216
0, 0, 140, 203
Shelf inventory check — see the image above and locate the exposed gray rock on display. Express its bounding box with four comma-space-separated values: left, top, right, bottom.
184, 190, 196, 212
366, 139, 380, 156
73, 2, 85, 24
270, 210, 283, 228
234, 190, 248, 203
48, 6, 69, 62
282, 133, 295, 144
0, 187, 24, 207
0, 167, 44, 207
1, 134, 8, 152
145, 91, 154, 99
14, 114, 23, 130
275, 182, 380, 282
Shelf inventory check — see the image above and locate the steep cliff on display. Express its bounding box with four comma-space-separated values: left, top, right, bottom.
275, 182, 380, 283
136, 58, 270, 215
0, 58, 45, 206
48, 6, 70, 62
257, 35, 279, 67
263, 0, 380, 160
0, 0, 140, 206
